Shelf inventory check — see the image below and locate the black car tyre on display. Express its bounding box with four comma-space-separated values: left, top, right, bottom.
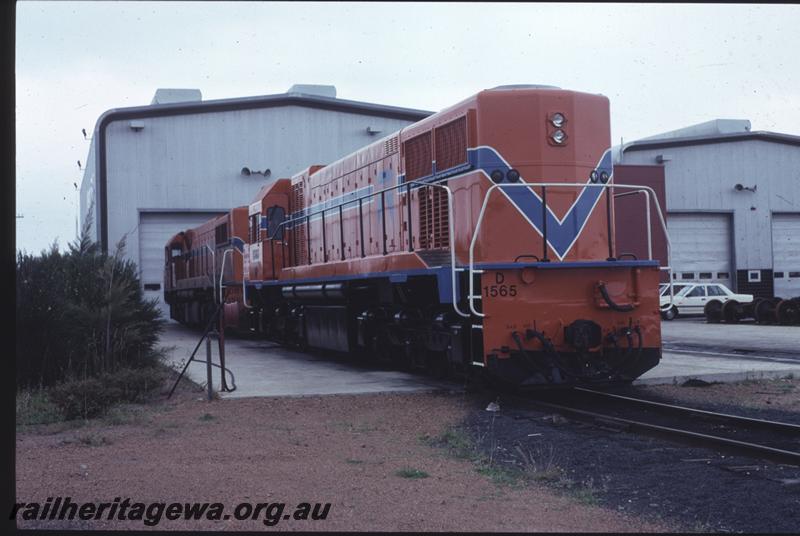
704, 299, 723, 323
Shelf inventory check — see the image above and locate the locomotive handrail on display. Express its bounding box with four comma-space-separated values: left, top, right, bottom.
468, 181, 672, 318
263, 179, 469, 318
613, 189, 676, 308
219, 248, 230, 305
218, 237, 253, 309
202, 244, 217, 303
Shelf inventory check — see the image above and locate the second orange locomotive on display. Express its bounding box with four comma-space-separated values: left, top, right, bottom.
165, 85, 664, 387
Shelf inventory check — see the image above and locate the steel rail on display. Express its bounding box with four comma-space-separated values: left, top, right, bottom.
574, 387, 800, 433
530, 399, 800, 465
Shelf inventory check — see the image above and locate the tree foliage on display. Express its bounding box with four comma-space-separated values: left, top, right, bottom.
16, 211, 164, 388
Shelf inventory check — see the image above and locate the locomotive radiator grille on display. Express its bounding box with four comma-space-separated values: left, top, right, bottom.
290, 182, 307, 266
403, 131, 433, 182
419, 186, 450, 250
434, 116, 468, 172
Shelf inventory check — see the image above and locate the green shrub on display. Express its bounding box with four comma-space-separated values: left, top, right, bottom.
49, 377, 123, 420
46, 366, 166, 421
16, 388, 64, 425
104, 366, 166, 403
16, 209, 164, 388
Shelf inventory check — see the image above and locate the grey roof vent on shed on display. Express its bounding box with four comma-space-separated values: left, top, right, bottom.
151, 88, 202, 105
287, 84, 337, 99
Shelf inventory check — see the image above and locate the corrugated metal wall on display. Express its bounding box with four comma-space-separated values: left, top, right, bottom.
95, 105, 418, 274
621, 139, 800, 295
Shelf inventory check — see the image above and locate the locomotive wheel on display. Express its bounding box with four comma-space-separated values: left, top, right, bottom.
661, 306, 678, 321
363, 334, 394, 369
776, 299, 800, 325
722, 299, 740, 323
704, 299, 723, 323
425, 350, 450, 380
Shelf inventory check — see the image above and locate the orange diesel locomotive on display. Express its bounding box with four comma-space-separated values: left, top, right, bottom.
164, 85, 667, 387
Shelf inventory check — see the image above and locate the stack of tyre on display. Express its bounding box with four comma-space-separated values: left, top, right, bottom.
704, 296, 800, 325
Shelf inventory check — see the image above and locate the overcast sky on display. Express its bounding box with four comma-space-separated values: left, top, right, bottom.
15, 1, 800, 254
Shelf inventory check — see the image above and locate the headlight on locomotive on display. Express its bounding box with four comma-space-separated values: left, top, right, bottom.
550, 112, 566, 127
551, 129, 567, 144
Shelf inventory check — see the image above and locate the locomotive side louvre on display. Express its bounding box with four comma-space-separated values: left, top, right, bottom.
290, 181, 306, 265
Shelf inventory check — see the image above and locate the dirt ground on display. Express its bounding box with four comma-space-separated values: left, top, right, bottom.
16, 375, 799, 532
15, 377, 669, 532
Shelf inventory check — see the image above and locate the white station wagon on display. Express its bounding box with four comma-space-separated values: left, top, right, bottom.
660, 283, 754, 320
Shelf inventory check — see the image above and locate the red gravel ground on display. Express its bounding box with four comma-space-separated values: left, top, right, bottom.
15, 379, 669, 532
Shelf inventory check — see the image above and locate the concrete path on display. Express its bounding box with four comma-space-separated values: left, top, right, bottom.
638, 317, 800, 385
661, 316, 799, 354
160, 322, 454, 399
636, 350, 800, 385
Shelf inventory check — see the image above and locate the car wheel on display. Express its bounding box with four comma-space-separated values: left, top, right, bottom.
704, 299, 723, 323
661, 306, 678, 321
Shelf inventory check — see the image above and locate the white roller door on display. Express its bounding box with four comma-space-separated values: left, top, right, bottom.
772, 213, 800, 299
667, 213, 733, 289
139, 211, 223, 316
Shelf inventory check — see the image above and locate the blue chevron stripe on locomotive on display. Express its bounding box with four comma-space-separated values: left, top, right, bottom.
467, 146, 614, 260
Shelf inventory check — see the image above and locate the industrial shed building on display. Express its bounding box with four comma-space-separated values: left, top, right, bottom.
616, 119, 800, 299
79, 85, 432, 310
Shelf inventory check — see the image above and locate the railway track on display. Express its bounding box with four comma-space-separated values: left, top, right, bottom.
528, 388, 800, 465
